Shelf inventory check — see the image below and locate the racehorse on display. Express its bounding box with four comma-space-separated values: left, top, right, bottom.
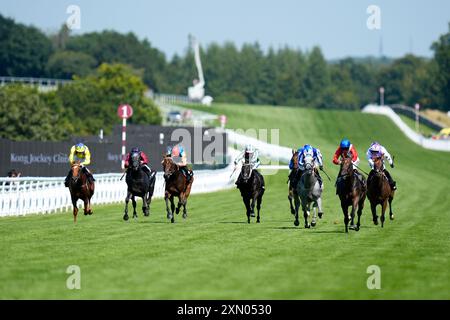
68, 162, 95, 223
367, 156, 395, 227
236, 163, 265, 223
161, 155, 194, 223
293, 154, 323, 228
123, 152, 156, 221
336, 154, 366, 232
288, 150, 300, 215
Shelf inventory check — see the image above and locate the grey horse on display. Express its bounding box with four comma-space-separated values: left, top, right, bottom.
293, 155, 324, 228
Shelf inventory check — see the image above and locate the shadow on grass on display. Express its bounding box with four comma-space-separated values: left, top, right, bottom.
218, 221, 248, 224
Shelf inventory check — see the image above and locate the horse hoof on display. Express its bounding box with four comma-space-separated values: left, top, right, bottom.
373, 220, 378, 226
355, 226, 360, 231
305, 224, 310, 229
250, 212, 255, 217
318, 212, 323, 219
84, 212, 88, 216
349, 225, 357, 230
311, 221, 316, 227
167, 214, 173, 220
390, 215, 395, 220
182, 213, 187, 219
123, 215, 129, 221
171, 218, 175, 223
294, 220, 299, 227
257, 219, 260, 223
89, 211, 93, 215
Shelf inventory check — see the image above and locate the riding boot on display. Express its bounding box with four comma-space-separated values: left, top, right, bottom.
383, 169, 397, 190
64, 170, 72, 187
355, 170, 366, 189
142, 164, 151, 179
83, 167, 95, 184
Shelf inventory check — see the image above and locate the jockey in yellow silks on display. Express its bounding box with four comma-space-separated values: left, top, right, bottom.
65, 142, 95, 187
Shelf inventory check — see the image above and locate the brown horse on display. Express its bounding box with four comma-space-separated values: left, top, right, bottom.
336, 155, 366, 233
161, 156, 194, 223
288, 150, 300, 215
68, 163, 94, 222
367, 157, 395, 227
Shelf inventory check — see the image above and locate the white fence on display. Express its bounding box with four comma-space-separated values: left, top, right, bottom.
0, 165, 236, 217
362, 104, 450, 152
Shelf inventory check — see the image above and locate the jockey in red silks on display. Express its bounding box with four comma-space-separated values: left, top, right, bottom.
124, 147, 152, 178
332, 138, 365, 185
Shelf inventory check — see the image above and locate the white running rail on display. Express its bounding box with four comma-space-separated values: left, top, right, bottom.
0, 166, 236, 217
362, 104, 450, 152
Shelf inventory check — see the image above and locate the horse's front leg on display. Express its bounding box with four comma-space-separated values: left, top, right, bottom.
123, 191, 131, 221
342, 203, 349, 233
83, 198, 89, 216
288, 193, 295, 215
371, 202, 378, 225
317, 196, 324, 219
131, 196, 138, 219
72, 197, 78, 223
243, 196, 251, 223
250, 195, 257, 217
180, 193, 188, 219
170, 196, 175, 223
349, 198, 359, 230
256, 193, 263, 223
176, 193, 184, 215
165, 192, 173, 221
380, 200, 387, 228
142, 193, 149, 217
293, 193, 300, 227
303, 202, 310, 229
388, 196, 394, 220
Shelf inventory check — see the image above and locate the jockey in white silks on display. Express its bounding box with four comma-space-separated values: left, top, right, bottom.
234, 144, 260, 185
366, 142, 397, 190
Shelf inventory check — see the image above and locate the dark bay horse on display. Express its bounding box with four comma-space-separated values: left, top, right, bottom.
288, 150, 299, 215
236, 163, 265, 223
161, 156, 194, 223
336, 155, 366, 232
123, 152, 156, 221
69, 163, 94, 223
367, 157, 395, 227
293, 155, 323, 228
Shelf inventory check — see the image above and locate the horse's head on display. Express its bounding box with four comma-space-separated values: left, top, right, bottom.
373, 157, 383, 173
71, 163, 82, 183
241, 163, 253, 182
130, 152, 141, 171
339, 154, 353, 177
161, 155, 178, 180
303, 154, 315, 172
291, 150, 299, 170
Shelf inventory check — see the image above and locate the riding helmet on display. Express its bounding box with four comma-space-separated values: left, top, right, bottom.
131, 147, 140, 153
75, 143, 86, 153
340, 139, 351, 149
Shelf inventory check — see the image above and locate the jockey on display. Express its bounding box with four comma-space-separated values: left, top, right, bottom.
234, 144, 261, 185
166, 144, 192, 182
65, 142, 95, 187
124, 147, 152, 178
366, 142, 397, 190
332, 138, 365, 185
294, 144, 323, 187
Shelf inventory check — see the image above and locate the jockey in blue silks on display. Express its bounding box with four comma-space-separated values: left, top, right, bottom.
290, 144, 324, 187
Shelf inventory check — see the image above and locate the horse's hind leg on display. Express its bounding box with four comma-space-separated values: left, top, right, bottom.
243, 196, 251, 223
389, 196, 394, 220
123, 192, 131, 221
317, 196, 324, 219
303, 203, 310, 229
342, 203, 349, 233
142, 194, 149, 217
288, 194, 295, 215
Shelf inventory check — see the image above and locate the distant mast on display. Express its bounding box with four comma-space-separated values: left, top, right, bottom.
187, 35, 213, 106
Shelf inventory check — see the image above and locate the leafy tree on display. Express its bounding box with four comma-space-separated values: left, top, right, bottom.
0, 85, 68, 141
0, 14, 53, 77
46, 51, 97, 79
430, 23, 450, 110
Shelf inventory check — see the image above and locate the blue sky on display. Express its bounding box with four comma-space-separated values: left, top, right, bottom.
1, 0, 449, 60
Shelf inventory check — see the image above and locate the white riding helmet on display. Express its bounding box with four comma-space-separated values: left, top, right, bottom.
245, 144, 255, 153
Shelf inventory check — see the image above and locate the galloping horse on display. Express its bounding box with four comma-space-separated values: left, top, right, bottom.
123, 152, 156, 221
161, 155, 194, 223
336, 155, 366, 232
68, 163, 94, 223
293, 154, 323, 228
367, 157, 395, 227
288, 150, 300, 215
236, 163, 265, 223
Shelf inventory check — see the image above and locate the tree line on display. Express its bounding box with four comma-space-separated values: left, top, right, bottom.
0, 14, 449, 138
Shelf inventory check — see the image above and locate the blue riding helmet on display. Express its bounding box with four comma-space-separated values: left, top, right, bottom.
303, 144, 313, 153
75, 143, 86, 153
131, 147, 140, 153
166, 146, 172, 156
340, 139, 351, 149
